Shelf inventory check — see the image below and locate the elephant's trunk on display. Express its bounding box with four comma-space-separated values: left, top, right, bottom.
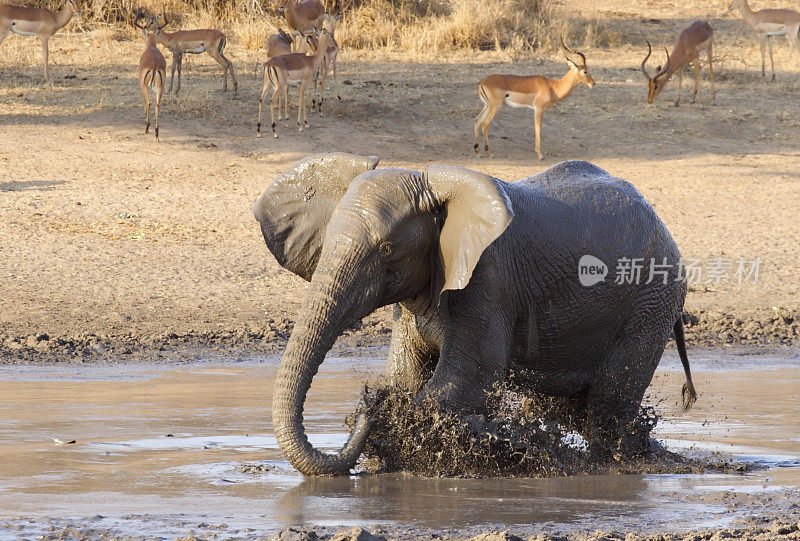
272, 290, 371, 476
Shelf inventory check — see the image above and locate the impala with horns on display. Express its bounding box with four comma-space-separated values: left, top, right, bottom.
134, 10, 166, 140
0, 0, 80, 84
306, 10, 341, 114
279, 0, 324, 49
641, 20, 715, 106
257, 28, 333, 138
728, 0, 800, 81
474, 39, 595, 160
146, 6, 237, 94
266, 27, 294, 58
260, 27, 294, 120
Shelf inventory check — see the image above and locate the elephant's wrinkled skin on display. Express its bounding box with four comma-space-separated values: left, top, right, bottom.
254, 153, 697, 476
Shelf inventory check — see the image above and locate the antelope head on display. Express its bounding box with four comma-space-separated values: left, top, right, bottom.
133, 8, 151, 37
278, 27, 293, 45
67, 0, 82, 17
641, 40, 671, 104
149, 4, 170, 32
561, 38, 595, 88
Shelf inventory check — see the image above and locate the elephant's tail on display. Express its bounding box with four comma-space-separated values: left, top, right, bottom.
674, 317, 697, 410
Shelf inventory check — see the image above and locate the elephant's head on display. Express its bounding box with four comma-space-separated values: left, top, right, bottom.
254, 153, 514, 475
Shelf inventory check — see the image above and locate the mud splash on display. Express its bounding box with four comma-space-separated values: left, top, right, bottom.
354, 384, 750, 478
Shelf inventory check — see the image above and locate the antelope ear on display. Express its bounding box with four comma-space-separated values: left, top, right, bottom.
566, 58, 578, 70
424, 165, 514, 293
254, 153, 379, 281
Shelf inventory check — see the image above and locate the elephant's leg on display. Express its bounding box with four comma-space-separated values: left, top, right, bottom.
386, 304, 438, 393
421, 305, 511, 413
585, 310, 672, 458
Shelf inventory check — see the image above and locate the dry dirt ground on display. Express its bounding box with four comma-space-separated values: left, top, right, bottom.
1, 0, 799, 363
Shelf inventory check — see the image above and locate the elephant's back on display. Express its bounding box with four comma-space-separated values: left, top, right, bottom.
512, 161, 655, 221
505, 160, 676, 257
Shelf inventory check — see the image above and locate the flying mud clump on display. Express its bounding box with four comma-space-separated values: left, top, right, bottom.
351, 383, 750, 478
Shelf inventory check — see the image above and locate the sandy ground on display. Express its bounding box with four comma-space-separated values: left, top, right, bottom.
1, 0, 799, 363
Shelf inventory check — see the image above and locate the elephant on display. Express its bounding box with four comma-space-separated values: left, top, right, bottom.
253, 153, 698, 476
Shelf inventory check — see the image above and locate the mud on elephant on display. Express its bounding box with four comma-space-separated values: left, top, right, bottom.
253, 153, 697, 476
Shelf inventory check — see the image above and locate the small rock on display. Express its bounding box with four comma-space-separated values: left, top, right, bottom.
5, 340, 23, 350
273, 527, 320, 541
466, 532, 524, 541
331, 526, 386, 541
709, 530, 734, 540
769, 522, 798, 535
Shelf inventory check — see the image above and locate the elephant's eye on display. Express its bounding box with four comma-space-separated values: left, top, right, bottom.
379, 242, 393, 259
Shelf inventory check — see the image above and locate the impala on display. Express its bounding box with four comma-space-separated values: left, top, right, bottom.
266, 27, 293, 58
279, 0, 324, 50
134, 11, 166, 140
307, 11, 341, 114
728, 0, 800, 81
641, 20, 715, 106
257, 28, 332, 138
0, 0, 80, 84
146, 6, 237, 94
474, 39, 595, 160
261, 27, 294, 119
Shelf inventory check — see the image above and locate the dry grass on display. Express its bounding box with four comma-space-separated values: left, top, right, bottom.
15, 0, 800, 67
336, 0, 552, 52
17, 0, 618, 55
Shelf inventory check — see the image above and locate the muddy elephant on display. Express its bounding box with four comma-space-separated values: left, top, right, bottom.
253, 153, 697, 476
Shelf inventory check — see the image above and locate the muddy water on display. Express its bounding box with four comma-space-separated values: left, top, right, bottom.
0, 350, 798, 539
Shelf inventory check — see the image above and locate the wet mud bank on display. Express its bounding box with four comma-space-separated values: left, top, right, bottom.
6, 516, 800, 541
0, 308, 797, 365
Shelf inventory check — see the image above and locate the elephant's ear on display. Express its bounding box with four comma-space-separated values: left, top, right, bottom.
254, 153, 379, 281
424, 165, 514, 293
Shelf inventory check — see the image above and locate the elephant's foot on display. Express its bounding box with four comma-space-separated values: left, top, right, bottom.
585, 403, 654, 462
417, 378, 487, 415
